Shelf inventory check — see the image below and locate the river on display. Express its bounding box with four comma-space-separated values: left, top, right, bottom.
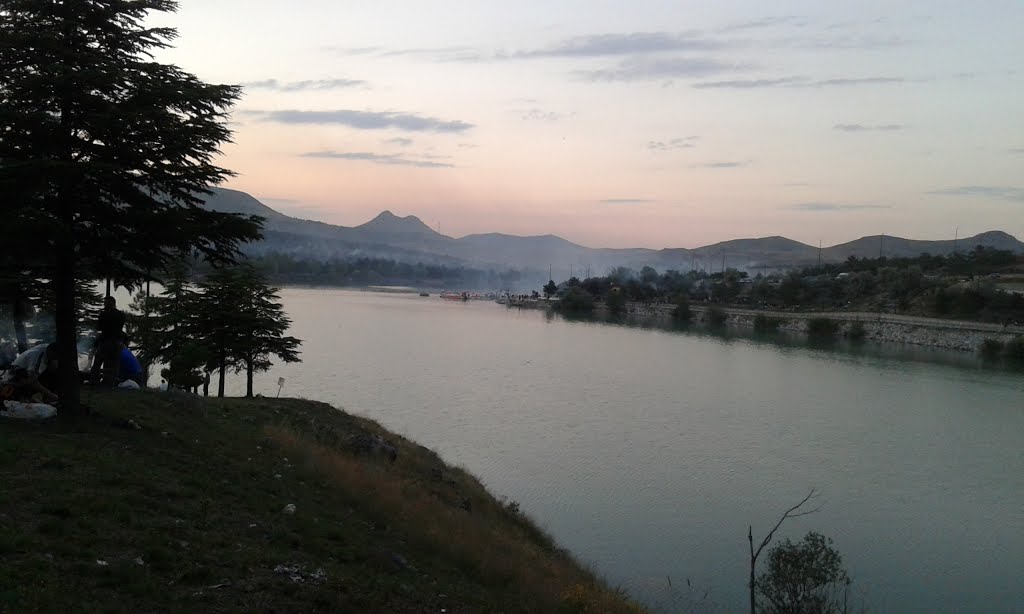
211, 288, 1023, 612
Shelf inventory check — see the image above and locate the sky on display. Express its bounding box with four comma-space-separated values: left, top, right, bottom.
153, 1, 1023, 249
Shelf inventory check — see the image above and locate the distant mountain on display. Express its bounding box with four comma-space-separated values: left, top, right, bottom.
200, 188, 1024, 276
825, 231, 1024, 261
356, 210, 437, 235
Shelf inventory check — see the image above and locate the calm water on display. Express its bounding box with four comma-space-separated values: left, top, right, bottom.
218, 288, 1023, 612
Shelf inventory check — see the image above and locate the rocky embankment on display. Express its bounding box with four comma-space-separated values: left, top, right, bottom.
600, 302, 1023, 352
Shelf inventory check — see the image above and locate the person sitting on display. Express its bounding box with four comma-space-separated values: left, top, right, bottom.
90, 296, 126, 385
0, 343, 59, 404
117, 336, 144, 387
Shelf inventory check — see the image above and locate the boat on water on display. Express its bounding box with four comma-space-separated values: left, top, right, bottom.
439, 291, 469, 301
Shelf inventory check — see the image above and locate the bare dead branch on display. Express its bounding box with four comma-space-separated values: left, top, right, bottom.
748, 488, 823, 614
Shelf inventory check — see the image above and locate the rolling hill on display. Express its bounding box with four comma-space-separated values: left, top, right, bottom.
200, 188, 1024, 275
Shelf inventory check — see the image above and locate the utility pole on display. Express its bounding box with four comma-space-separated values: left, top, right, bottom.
954, 227, 959, 256
549, 264, 552, 282
817, 240, 822, 268
879, 234, 884, 260
569, 264, 574, 279
721, 251, 726, 274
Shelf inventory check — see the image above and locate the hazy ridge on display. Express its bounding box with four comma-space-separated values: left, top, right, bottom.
202, 188, 1024, 275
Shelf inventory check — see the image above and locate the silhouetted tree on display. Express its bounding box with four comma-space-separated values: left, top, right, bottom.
0, 1, 261, 413
757, 532, 850, 614
194, 267, 300, 397
543, 280, 558, 298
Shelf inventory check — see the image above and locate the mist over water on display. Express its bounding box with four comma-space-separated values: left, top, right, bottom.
202, 289, 1023, 612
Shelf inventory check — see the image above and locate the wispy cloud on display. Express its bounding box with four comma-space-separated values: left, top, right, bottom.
719, 16, 808, 32
520, 31, 726, 58
243, 78, 366, 91
693, 75, 910, 89
833, 123, 906, 132
1010, 148, 1024, 154
519, 108, 573, 121
300, 151, 454, 168
647, 136, 699, 151
251, 109, 473, 133
695, 160, 752, 169
600, 198, 655, 204
578, 57, 748, 82
929, 186, 1024, 203
384, 137, 414, 146
786, 202, 892, 211
805, 76, 909, 87
693, 77, 803, 89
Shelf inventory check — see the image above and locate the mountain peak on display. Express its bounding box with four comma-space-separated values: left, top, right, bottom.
357, 210, 438, 235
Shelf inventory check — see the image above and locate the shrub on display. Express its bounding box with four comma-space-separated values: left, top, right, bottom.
1005, 336, 1024, 362
706, 306, 728, 327
846, 321, 867, 341
806, 317, 839, 338
979, 338, 1005, 360
558, 287, 595, 315
672, 295, 693, 322
753, 314, 780, 333
605, 290, 626, 315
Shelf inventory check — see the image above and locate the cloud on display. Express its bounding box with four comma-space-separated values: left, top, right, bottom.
695, 160, 752, 169
518, 108, 572, 121
578, 57, 748, 82
804, 76, 909, 87
599, 198, 655, 204
647, 136, 699, 151
719, 16, 808, 32
243, 78, 366, 91
833, 123, 906, 132
786, 202, 892, 211
384, 137, 414, 146
692, 75, 910, 89
1010, 148, 1024, 154
252, 110, 473, 133
300, 151, 454, 168
520, 31, 725, 58
929, 186, 1024, 203
693, 77, 804, 89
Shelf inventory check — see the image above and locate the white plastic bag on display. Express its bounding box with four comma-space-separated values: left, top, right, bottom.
117, 379, 141, 390
2, 400, 58, 420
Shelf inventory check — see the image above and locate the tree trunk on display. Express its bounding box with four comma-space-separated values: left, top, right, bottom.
12, 296, 29, 353
749, 525, 756, 614
217, 353, 226, 398
245, 354, 253, 398
202, 374, 209, 397
55, 241, 81, 416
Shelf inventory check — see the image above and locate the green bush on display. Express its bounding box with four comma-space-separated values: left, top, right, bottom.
706, 306, 728, 327
979, 338, 1005, 360
558, 287, 595, 315
672, 295, 693, 322
605, 290, 626, 315
753, 314, 780, 332
806, 317, 839, 338
1005, 336, 1024, 362
846, 321, 867, 341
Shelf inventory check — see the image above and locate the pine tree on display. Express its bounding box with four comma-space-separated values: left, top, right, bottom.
194, 267, 301, 397
0, 1, 262, 413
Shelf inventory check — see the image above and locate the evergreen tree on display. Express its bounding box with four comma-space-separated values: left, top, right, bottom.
232, 268, 301, 397
0, 1, 262, 413
194, 266, 301, 397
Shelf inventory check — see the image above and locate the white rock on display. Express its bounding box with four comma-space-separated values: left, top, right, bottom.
282, 503, 296, 515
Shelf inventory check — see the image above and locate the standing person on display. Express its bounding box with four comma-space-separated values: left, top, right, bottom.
90, 296, 126, 385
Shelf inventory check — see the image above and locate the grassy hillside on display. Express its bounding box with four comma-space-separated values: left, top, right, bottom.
0, 392, 642, 613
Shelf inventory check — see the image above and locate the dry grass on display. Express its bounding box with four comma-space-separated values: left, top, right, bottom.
267, 423, 644, 613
